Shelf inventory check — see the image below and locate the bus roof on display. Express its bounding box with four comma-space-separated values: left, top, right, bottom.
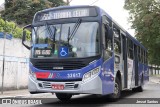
34, 5, 147, 51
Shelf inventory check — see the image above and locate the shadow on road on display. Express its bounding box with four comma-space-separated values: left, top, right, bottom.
31, 90, 142, 107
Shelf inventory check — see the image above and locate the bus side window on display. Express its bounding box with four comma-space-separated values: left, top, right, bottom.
140, 48, 143, 63
128, 39, 133, 59
142, 50, 144, 64
138, 46, 141, 63
103, 24, 112, 58
104, 25, 112, 51
144, 51, 147, 64
147, 52, 148, 64
113, 27, 121, 54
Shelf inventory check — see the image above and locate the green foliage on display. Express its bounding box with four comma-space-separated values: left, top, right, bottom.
124, 0, 160, 65
1, 0, 66, 25
0, 17, 30, 39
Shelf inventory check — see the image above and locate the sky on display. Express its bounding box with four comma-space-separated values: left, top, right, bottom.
0, 0, 4, 5
0, 0, 135, 36
70, 0, 135, 36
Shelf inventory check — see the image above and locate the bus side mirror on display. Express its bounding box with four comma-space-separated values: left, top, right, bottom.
22, 30, 26, 41
22, 24, 32, 50
115, 55, 120, 63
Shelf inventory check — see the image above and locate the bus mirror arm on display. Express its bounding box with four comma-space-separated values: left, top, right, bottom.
22, 24, 32, 50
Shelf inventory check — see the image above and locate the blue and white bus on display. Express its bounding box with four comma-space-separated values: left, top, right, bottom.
22, 5, 149, 101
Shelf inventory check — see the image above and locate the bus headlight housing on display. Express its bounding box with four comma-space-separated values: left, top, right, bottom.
29, 70, 37, 80
83, 66, 100, 82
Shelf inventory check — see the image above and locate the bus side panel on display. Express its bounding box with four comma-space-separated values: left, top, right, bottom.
128, 58, 135, 89
144, 64, 149, 83
100, 57, 114, 95
138, 63, 144, 85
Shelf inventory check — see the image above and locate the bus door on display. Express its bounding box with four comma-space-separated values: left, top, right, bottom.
127, 39, 135, 88
134, 45, 139, 86
122, 34, 128, 88
113, 27, 123, 88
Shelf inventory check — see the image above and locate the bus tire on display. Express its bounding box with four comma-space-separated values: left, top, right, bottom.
132, 85, 143, 92
55, 93, 72, 101
109, 77, 121, 101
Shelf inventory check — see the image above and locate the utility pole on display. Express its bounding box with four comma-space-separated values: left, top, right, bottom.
1, 32, 6, 94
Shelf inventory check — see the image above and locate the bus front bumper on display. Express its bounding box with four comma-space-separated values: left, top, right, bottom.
28, 75, 102, 95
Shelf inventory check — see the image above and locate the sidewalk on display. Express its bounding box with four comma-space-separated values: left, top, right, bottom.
0, 89, 29, 98
0, 89, 53, 98
149, 75, 160, 84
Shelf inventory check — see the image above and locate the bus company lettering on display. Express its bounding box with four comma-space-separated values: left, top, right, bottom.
48, 73, 60, 79
41, 9, 89, 20
52, 10, 89, 19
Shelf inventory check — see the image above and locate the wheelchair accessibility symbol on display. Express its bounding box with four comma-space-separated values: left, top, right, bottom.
59, 46, 68, 57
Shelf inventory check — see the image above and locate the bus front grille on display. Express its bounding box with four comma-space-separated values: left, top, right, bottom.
33, 60, 87, 70
30, 55, 100, 70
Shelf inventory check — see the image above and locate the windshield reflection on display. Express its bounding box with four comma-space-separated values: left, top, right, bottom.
32, 22, 100, 58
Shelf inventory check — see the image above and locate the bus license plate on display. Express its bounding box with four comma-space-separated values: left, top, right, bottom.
52, 84, 64, 90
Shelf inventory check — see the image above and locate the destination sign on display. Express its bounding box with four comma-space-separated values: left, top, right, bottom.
34, 48, 52, 57
34, 7, 97, 22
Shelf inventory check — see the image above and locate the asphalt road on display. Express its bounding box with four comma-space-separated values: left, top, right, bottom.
1, 81, 160, 107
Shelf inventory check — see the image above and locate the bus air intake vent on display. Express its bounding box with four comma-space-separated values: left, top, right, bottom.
30, 55, 100, 70
34, 61, 86, 70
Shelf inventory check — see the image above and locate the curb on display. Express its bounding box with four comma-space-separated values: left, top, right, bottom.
0, 93, 52, 98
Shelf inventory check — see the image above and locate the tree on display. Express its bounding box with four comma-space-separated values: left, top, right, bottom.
1, 0, 66, 25
48, 0, 66, 7
124, 0, 160, 65
0, 17, 30, 39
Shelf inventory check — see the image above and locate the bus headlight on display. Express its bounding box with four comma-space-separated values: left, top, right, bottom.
83, 66, 100, 82
83, 72, 91, 80
29, 70, 37, 80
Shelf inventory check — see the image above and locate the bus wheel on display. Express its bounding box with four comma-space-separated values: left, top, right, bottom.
132, 76, 144, 92
55, 93, 72, 101
132, 85, 143, 92
109, 77, 121, 101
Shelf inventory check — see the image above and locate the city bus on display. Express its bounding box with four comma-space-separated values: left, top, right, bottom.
22, 5, 149, 101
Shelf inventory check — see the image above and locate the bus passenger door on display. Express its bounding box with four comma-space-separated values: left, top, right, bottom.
122, 34, 128, 88
134, 45, 139, 86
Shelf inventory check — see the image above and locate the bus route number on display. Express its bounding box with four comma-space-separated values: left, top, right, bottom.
67, 73, 81, 78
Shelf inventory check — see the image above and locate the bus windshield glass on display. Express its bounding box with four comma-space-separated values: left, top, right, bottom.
32, 22, 100, 58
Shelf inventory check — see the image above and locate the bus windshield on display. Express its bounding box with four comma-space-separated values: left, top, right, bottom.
32, 22, 100, 58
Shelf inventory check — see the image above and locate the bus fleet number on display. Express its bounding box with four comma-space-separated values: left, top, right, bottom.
67, 73, 81, 78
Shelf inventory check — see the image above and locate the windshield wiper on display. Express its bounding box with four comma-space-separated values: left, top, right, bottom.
44, 22, 56, 42
67, 18, 82, 44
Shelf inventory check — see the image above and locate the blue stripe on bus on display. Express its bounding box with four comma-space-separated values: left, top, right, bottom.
99, 56, 114, 95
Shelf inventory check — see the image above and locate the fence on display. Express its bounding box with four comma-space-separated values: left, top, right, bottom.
0, 56, 29, 92
149, 65, 160, 76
